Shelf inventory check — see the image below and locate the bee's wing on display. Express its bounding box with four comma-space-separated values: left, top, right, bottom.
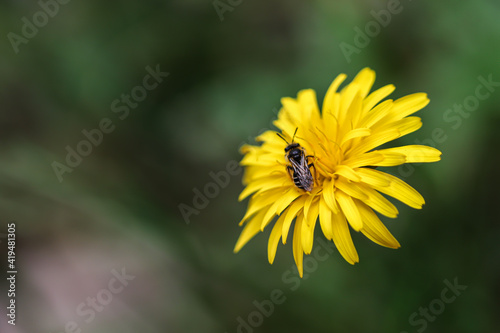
291, 155, 313, 182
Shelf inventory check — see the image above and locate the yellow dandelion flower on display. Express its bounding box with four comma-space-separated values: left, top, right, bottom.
234, 68, 442, 277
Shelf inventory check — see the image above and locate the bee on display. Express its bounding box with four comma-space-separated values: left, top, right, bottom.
277, 128, 315, 192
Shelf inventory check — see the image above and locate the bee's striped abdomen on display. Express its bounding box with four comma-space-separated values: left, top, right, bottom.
292, 169, 313, 192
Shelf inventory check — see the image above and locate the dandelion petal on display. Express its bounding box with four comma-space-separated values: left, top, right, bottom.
331, 211, 359, 264
336, 190, 363, 231
268, 213, 286, 264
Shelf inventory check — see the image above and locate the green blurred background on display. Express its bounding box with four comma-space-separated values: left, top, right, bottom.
0, 0, 499, 332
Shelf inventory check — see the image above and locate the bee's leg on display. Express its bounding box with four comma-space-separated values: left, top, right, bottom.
309, 163, 319, 186
306, 156, 319, 186
306, 156, 314, 168
306, 155, 315, 166
306, 155, 316, 167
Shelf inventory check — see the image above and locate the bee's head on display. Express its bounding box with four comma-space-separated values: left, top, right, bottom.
284, 142, 300, 152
